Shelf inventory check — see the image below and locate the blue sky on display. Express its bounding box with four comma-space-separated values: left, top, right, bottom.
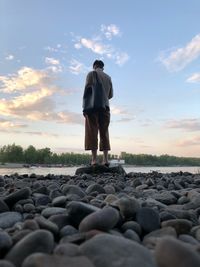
1, 0, 200, 157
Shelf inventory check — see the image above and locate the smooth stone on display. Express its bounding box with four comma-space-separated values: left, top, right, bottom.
79, 206, 119, 232
35, 216, 59, 235
4, 188, 31, 207
161, 219, 192, 235
136, 207, 160, 233
143, 227, 177, 249
22, 220, 39, 231
0, 231, 13, 257
0, 200, 9, 212
49, 214, 71, 230
121, 221, 142, 236
67, 201, 100, 227
104, 194, 119, 205
86, 184, 106, 194
103, 185, 115, 194
80, 233, 157, 267
112, 196, 141, 219
60, 225, 78, 238
23, 203, 35, 213
54, 243, 80, 256
52, 196, 67, 207
12, 230, 32, 245
22, 253, 95, 267
34, 194, 51, 206
62, 185, 85, 198
155, 237, 200, 267
179, 234, 200, 245
123, 229, 141, 243
5, 230, 54, 267
0, 212, 23, 229
0, 260, 15, 267
41, 207, 67, 218
153, 191, 177, 205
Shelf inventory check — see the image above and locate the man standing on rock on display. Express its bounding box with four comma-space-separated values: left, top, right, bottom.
83, 60, 113, 166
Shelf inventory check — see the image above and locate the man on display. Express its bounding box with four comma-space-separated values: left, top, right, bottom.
83, 60, 113, 166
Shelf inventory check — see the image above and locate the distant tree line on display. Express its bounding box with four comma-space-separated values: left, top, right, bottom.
0, 144, 200, 166
120, 152, 200, 166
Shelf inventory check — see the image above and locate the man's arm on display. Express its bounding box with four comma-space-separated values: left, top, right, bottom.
109, 79, 113, 99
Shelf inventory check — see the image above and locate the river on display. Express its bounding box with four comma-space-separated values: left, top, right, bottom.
0, 165, 200, 176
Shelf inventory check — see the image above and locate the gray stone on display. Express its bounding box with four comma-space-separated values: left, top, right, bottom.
35, 216, 59, 235
123, 229, 141, 242
0, 260, 15, 267
67, 201, 100, 228
121, 221, 142, 236
54, 243, 80, 256
75, 165, 126, 175
155, 237, 200, 267
112, 196, 140, 219
80, 233, 157, 267
5, 230, 54, 267
0, 231, 13, 257
62, 185, 85, 198
79, 206, 119, 232
86, 184, 106, 194
161, 219, 192, 235
60, 225, 78, 237
136, 207, 160, 233
22, 253, 95, 267
153, 191, 177, 205
52, 196, 67, 207
4, 188, 31, 207
0, 200, 9, 213
0, 212, 23, 229
41, 207, 67, 218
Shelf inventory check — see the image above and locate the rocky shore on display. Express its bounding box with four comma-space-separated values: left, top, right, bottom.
0, 165, 200, 266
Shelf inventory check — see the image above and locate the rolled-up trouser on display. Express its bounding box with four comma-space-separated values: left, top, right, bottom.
85, 109, 111, 151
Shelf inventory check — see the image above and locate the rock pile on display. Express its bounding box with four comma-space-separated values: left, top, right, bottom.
0, 168, 200, 266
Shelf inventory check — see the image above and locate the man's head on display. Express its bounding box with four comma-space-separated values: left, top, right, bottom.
93, 60, 104, 70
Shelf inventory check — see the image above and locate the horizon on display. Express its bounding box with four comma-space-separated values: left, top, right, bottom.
1, 1, 200, 157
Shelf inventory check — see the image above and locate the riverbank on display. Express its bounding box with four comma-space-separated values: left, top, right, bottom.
0, 168, 200, 266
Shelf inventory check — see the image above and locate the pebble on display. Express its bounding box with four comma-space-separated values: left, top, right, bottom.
5, 230, 54, 267
79, 206, 120, 232
0, 212, 23, 229
155, 237, 200, 267
80, 233, 157, 267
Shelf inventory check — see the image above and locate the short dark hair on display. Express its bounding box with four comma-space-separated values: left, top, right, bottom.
93, 60, 104, 69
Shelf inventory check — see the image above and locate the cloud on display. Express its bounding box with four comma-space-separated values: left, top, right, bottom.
0, 67, 54, 93
5, 54, 14, 61
177, 136, 200, 147
69, 59, 88, 75
74, 24, 129, 66
45, 57, 63, 73
0, 66, 82, 125
101, 24, 121, 40
79, 38, 113, 55
186, 72, 200, 83
166, 118, 200, 131
110, 105, 128, 115
0, 119, 27, 129
116, 117, 135, 123
159, 34, 200, 71
45, 57, 60, 65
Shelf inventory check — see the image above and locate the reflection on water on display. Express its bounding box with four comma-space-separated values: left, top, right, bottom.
0, 165, 200, 176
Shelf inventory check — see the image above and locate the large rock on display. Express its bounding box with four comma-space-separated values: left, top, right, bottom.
80, 233, 157, 267
155, 237, 200, 267
75, 165, 126, 175
5, 230, 54, 267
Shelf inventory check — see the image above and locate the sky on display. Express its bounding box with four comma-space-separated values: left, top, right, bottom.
1, 0, 200, 157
